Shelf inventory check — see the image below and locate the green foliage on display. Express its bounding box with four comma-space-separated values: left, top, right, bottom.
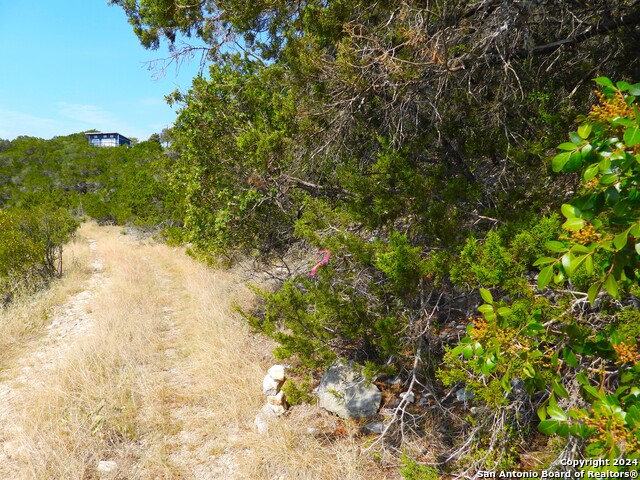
0, 207, 78, 295
399, 456, 439, 480
537, 78, 640, 302
0, 134, 177, 227
445, 79, 640, 465
374, 232, 427, 295
440, 293, 555, 406
450, 216, 562, 294
280, 377, 314, 406
167, 59, 300, 256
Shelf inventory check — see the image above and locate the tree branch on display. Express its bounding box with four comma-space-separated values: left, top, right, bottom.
282, 175, 355, 199
512, 7, 640, 59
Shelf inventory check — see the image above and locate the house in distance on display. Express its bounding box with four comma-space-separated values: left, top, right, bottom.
85, 132, 132, 147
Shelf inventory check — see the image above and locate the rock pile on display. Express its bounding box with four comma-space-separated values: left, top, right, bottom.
254, 364, 288, 434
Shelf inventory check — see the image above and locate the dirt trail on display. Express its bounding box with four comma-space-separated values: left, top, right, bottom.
0, 237, 105, 474
0, 224, 269, 479
0, 223, 380, 480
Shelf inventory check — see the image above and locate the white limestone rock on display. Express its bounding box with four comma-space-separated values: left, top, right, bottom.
316, 360, 382, 419
263, 374, 281, 396
267, 390, 286, 407
268, 364, 286, 381
267, 403, 287, 416
254, 403, 278, 434
97, 460, 118, 479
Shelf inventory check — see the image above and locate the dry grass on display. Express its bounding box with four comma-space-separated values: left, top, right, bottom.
0, 229, 93, 374
1, 223, 391, 479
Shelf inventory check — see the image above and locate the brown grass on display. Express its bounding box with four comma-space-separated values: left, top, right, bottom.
1, 223, 392, 479
0, 229, 93, 374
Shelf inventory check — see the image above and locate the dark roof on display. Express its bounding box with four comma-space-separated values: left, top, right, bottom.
84, 132, 131, 142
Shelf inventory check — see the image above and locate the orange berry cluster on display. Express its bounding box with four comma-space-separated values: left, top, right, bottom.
469, 317, 489, 340
587, 91, 635, 123
613, 341, 640, 365
570, 224, 601, 244
582, 178, 599, 189
583, 408, 640, 454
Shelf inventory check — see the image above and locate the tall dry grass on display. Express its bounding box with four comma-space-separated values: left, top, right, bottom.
4, 224, 393, 479
0, 228, 93, 374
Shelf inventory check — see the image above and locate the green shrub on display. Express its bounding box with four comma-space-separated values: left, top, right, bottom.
0, 206, 78, 296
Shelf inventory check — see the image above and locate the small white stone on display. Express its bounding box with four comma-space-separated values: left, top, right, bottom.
456, 388, 474, 402
267, 403, 287, 416
97, 460, 117, 478
267, 364, 286, 381
263, 374, 280, 396
363, 422, 385, 434
399, 391, 415, 404
254, 403, 277, 434
267, 390, 286, 406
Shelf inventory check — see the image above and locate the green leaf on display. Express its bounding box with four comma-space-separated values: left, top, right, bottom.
462, 344, 474, 359
568, 132, 582, 145
538, 265, 554, 289
482, 355, 497, 374
562, 217, 585, 231
557, 142, 578, 151
580, 143, 593, 160
604, 186, 620, 205
599, 173, 618, 185
616, 81, 631, 91
576, 372, 589, 386
599, 156, 611, 172
624, 126, 640, 147
583, 163, 599, 182
563, 348, 579, 368
569, 254, 587, 275
552, 380, 570, 399
533, 256, 557, 266
555, 423, 569, 437
594, 77, 614, 88
604, 274, 619, 298
612, 118, 635, 128
501, 374, 512, 393
545, 241, 567, 253
497, 307, 512, 317
636, 242, 640, 255
547, 404, 567, 421
551, 151, 571, 172
561, 203, 581, 219
538, 419, 560, 436
479, 288, 493, 304
577, 123, 592, 139
587, 281, 602, 305
613, 229, 629, 250
537, 403, 547, 421
522, 363, 535, 379
629, 83, 640, 95
582, 384, 603, 401
478, 304, 494, 314
585, 443, 604, 456
570, 244, 591, 254
585, 255, 594, 274
565, 150, 583, 171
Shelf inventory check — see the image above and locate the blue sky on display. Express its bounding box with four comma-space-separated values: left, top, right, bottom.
0, 0, 205, 141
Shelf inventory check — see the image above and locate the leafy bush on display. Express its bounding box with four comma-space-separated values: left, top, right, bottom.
0, 206, 78, 296
445, 79, 640, 469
